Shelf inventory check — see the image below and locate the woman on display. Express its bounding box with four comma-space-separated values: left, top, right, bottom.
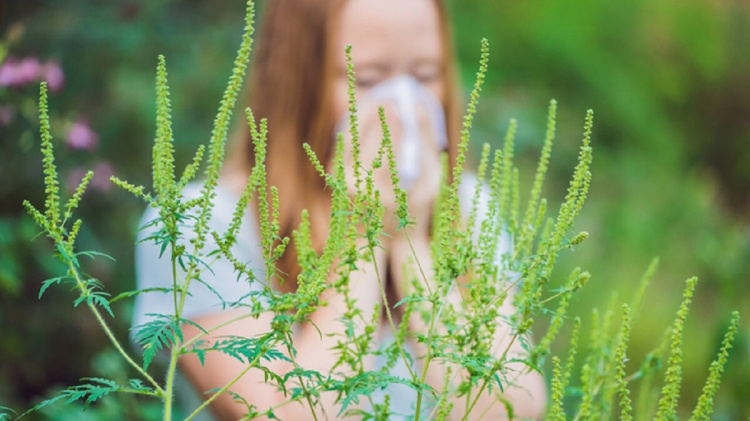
134, 0, 546, 419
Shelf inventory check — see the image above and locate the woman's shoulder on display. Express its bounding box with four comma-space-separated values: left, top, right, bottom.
133, 179, 265, 328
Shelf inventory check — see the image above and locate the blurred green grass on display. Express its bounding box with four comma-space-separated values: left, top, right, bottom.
1, 0, 748, 418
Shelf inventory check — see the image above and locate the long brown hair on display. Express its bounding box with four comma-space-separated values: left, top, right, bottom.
233, 0, 461, 292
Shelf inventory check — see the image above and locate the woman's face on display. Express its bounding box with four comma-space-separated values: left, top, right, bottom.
332, 0, 445, 120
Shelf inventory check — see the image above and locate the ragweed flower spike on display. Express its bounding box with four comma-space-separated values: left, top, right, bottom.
466, 142, 491, 238
345, 44, 363, 193
630, 257, 660, 321
517, 99, 557, 259
378, 106, 409, 227
534, 109, 594, 294
563, 317, 581, 389
547, 356, 566, 421
447, 38, 489, 225
654, 277, 698, 421
152, 55, 176, 203
194, 0, 255, 253
689, 311, 740, 421
497, 118, 517, 229
614, 304, 634, 421
39, 83, 61, 231
64, 170, 93, 222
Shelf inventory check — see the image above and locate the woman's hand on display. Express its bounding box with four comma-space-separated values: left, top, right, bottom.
340, 99, 443, 238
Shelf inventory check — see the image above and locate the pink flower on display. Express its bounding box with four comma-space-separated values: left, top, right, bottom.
91, 161, 114, 192
65, 162, 114, 194
41, 60, 64, 92
0, 57, 20, 87
0, 57, 64, 91
65, 118, 99, 151
65, 167, 89, 194
16, 57, 41, 85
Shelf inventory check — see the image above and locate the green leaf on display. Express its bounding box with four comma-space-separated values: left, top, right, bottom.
127, 379, 152, 393
56, 243, 79, 268
75, 250, 116, 262
132, 314, 181, 370
204, 335, 288, 364
38, 276, 69, 299
18, 394, 67, 418
109, 287, 174, 304
393, 295, 430, 308
88, 291, 114, 317
0, 407, 16, 421
331, 371, 430, 416
18, 378, 122, 418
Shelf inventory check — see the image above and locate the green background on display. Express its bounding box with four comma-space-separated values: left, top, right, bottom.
1, 0, 748, 419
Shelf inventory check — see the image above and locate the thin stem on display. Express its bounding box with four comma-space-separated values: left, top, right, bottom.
180, 309, 265, 351
164, 242, 181, 421
184, 338, 280, 421
465, 387, 473, 419
246, 391, 312, 420
68, 259, 164, 395
537, 289, 570, 306
171, 242, 179, 319
369, 240, 417, 381
116, 388, 162, 398
461, 334, 519, 420
403, 229, 433, 295
413, 297, 440, 420
163, 343, 181, 421
476, 396, 499, 421
283, 332, 321, 421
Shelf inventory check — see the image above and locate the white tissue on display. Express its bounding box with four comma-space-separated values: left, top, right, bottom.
335, 75, 447, 190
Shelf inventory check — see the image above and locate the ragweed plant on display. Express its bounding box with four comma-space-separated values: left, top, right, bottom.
12, 0, 741, 420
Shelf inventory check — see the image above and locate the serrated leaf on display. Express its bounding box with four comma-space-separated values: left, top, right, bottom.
192, 275, 225, 308
18, 394, 67, 418
109, 287, 174, 304
56, 243, 79, 268
132, 314, 180, 370
332, 371, 430, 416
88, 291, 114, 317
0, 407, 16, 421
75, 250, 116, 262
204, 335, 288, 364
393, 295, 430, 308
38, 276, 68, 299
127, 379, 151, 392
18, 378, 122, 418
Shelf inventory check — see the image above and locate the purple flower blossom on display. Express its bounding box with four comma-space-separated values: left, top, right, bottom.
92, 161, 114, 192
65, 118, 99, 151
65, 167, 89, 194
0, 57, 41, 87
0, 56, 64, 91
0, 58, 20, 87
41, 60, 64, 92
17, 57, 41, 85
65, 162, 114, 194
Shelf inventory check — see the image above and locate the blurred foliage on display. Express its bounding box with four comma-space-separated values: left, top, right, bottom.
449, 0, 750, 419
1, 0, 748, 419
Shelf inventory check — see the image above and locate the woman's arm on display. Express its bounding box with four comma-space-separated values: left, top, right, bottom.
178, 243, 387, 421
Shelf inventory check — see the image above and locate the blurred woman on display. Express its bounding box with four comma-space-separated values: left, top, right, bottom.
134, 0, 546, 419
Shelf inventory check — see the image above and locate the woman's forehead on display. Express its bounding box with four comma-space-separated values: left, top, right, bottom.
334, 0, 443, 69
